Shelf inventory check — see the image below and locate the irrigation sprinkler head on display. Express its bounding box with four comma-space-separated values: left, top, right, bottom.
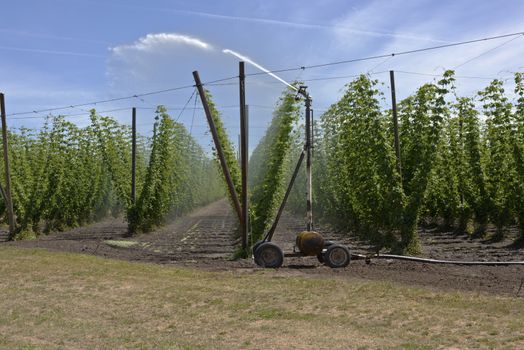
295, 85, 311, 101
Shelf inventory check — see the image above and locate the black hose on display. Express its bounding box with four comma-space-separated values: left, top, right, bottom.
351, 253, 524, 266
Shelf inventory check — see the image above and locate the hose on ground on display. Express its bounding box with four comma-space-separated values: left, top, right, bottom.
350, 253, 524, 266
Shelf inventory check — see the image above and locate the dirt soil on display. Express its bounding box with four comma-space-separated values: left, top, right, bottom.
3, 199, 524, 296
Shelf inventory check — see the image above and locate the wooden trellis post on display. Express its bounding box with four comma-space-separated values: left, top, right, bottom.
0, 93, 16, 239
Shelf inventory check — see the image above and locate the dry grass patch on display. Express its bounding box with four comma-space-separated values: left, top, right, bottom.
104, 240, 142, 249
0, 247, 523, 349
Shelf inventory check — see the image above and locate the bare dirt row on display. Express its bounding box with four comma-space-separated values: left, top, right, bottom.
4, 199, 524, 296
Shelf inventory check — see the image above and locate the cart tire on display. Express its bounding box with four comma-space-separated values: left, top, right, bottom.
252, 241, 264, 258
254, 242, 284, 268
324, 244, 350, 268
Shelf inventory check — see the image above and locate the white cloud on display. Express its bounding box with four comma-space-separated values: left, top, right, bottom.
110, 33, 213, 55
106, 32, 223, 91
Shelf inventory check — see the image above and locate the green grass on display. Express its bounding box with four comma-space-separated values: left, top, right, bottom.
0, 246, 523, 349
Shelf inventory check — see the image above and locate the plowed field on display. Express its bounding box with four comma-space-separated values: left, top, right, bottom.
5, 199, 524, 296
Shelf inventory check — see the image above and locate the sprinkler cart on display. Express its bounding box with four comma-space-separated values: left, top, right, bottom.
252, 86, 350, 269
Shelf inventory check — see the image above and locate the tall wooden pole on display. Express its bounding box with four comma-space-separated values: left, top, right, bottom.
237, 134, 241, 164
311, 108, 314, 157
245, 105, 249, 160
131, 107, 137, 204
192, 71, 243, 224
389, 70, 402, 180
0, 93, 15, 239
239, 62, 249, 249
305, 94, 313, 231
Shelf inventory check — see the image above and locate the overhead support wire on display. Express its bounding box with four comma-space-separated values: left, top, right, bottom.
175, 88, 197, 122
7, 76, 238, 118
10, 106, 133, 120
245, 31, 524, 77
7, 30, 524, 119
189, 90, 199, 136
367, 56, 394, 74
249, 69, 511, 85
394, 70, 507, 80
9, 104, 285, 121
453, 34, 524, 69
8, 84, 195, 117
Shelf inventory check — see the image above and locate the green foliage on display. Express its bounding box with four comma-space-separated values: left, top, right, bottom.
386, 72, 453, 252
511, 73, 524, 239
90, 111, 134, 211
478, 80, 515, 239
204, 91, 242, 203
304, 70, 524, 249
6, 116, 119, 236
283, 128, 307, 216
249, 87, 300, 242
424, 114, 461, 230
297, 73, 453, 253
2, 107, 221, 239
252, 71, 524, 251
4, 70, 524, 249
127, 106, 222, 233
320, 75, 402, 247
455, 97, 490, 234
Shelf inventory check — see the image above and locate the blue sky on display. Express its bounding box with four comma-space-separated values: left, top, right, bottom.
1, 0, 523, 149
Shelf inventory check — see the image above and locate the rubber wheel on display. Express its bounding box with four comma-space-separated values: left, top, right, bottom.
252, 241, 264, 258
254, 242, 284, 268
324, 244, 350, 268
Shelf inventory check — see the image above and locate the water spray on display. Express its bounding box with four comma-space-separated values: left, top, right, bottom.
222, 49, 299, 92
